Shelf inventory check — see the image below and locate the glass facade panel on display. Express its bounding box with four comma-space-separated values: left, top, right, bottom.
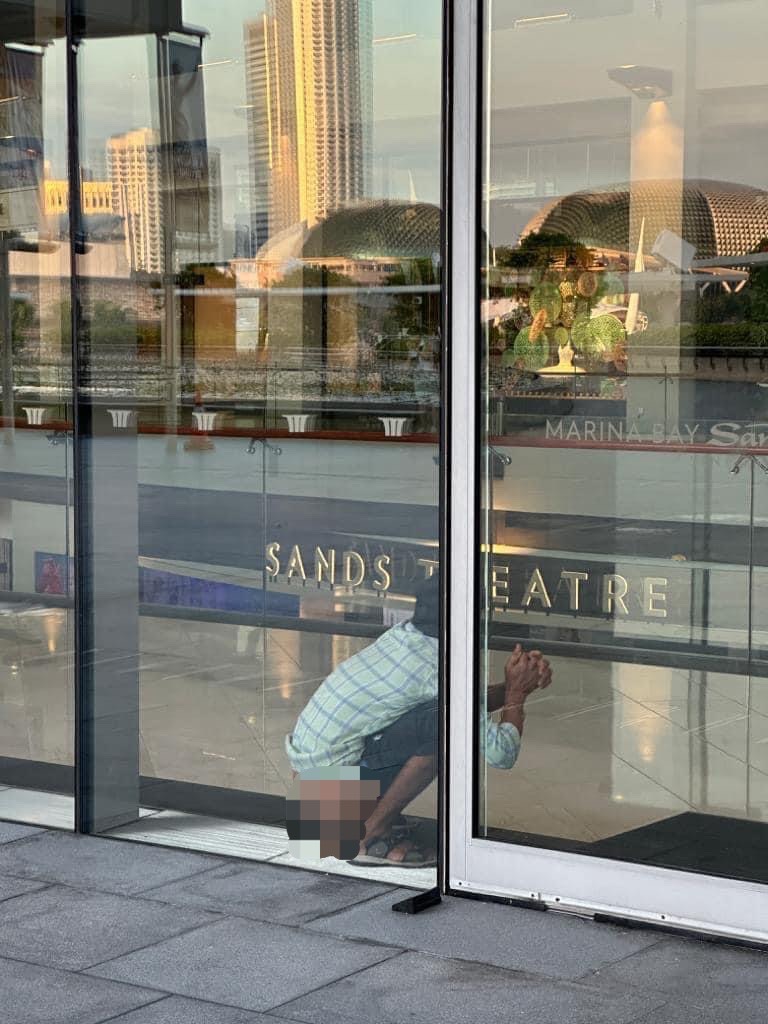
69, 0, 442, 865
477, 0, 768, 884
0, 0, 74, 828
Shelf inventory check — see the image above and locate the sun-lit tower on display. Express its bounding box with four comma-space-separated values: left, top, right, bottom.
244, 0, 373, 239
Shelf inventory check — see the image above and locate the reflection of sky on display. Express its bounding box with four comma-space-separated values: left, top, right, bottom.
35, 1, 768, 204
40, 40, 67, 178
490, 1, 768, 107
486, 1, 768, 246
41, 0, 443, 222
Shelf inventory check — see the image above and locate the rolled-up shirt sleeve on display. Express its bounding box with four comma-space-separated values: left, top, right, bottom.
483, 718, 521, 770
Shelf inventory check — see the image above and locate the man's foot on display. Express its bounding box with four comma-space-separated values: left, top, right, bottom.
350, 833, 436, 869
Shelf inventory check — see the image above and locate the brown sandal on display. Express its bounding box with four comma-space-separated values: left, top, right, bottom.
350, 833, 436, 869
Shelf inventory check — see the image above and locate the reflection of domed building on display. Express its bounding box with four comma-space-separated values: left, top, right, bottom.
301, 202, 440, 261
250, 201, 440, 285
523, 180, 768, 260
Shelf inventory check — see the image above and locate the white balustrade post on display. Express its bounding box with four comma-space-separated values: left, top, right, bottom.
192, 411, 219, 433
378, 416, 409, 437
23, 407, 49, 426
282, 414, 316, 433
108, 409, 135, 429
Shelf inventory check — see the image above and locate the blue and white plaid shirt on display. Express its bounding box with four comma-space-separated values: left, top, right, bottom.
286, 621, 520, 772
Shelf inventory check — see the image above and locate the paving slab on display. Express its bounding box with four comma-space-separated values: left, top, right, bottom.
0, 872, 48, 903
0, 822, 43, 844
590, 936, 768, 998
143, 860, 393, 926
0, 956, 159, 1024
630, 992, 768, 1024
106, 995, 282, 1023
271, 950, 667, 1024
0, 831, 220, 895
86, 916, 400, 1012
0, 885, 218, 970
306, 890, 664, 980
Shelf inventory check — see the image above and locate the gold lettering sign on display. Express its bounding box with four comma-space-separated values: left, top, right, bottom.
315, 547, 335, 585
343, 551, 366, 587
262, 542, 674, 621
266, 542, 393, 592
561, 570, 588, 611
643, 577, 668, 618
492, 565, 509, 608
602, 575, 629, 616
286, 545, 307, 581
522, 568, 552, 609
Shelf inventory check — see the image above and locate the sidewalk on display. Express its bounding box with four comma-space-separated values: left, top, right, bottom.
0, 822, 766, 1024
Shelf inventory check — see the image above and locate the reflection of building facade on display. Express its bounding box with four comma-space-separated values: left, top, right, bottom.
523, 179, 768, 260
107, 129, 223, 273
107, 128, 164, 274
251, 201, 440, 285
44, 178, 114, 216
243, 14, 273, 252
244, 0, 373, 241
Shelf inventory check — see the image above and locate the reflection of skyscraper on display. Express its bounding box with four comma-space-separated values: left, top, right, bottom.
107, 129, 223, 273
243, 14, 274, 251
108, 128, 163, 274
244, 0, 373, 240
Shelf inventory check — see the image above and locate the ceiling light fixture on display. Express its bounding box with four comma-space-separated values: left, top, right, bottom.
607, 64, 673, 99
197, 58, 235, 70
373, 33, 417, 45
514, 13, 571, 28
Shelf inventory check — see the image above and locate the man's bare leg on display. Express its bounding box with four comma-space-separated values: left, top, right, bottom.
359, 754, 437, 862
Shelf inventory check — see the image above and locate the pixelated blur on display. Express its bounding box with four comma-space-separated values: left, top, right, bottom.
286, 767, 380, 862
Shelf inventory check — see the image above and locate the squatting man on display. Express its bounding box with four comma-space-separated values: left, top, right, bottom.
285, 574, 552, 867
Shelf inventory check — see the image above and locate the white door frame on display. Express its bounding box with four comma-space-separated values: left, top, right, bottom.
445, 0, 768, 943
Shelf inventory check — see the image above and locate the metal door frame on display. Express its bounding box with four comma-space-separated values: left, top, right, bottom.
444, 0, 768, 943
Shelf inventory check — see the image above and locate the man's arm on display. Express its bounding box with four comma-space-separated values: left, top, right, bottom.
485, 647, 552, 732
499, 646, 551, 734
486, 682, 507, 714
481, 647, 552, 770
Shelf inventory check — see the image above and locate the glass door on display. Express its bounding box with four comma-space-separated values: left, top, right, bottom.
449, 0, 768, 939
0, 0, 75, 829
71, 0, 445, 873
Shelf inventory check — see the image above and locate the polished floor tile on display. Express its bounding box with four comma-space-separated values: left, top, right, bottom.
4, 610, 768, 859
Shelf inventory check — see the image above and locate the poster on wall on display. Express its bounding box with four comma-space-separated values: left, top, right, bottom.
34, 551, 73, 597
0, 539, 12, 590
0, 45, 43, 232
139, 563, 300, 617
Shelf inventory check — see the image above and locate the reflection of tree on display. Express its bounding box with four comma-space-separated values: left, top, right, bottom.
495, 232, 592, 272
52, 299, 159, 354
267, 265, 362, 357
746, 239, 768, 325
11, 298, 35, 355
497, 228, 768, 357
380, 258, 440, 345
687, 238, 768, 348
493, 231, 626, 372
